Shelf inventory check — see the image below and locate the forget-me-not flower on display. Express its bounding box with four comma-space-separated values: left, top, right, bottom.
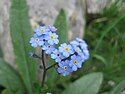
42, 43, 55, 54
69, 55, 83, 71
51, 49, 64, 63
47, 32, 59, 45
29, 25, 90, 77
59, 43, 74, 57
47, 25, 57, 32
76, 38, 88, 49
34, 26, 47, 36
57, 60, 73, 76
70, 40, 79, 47
29, 34, 44, 47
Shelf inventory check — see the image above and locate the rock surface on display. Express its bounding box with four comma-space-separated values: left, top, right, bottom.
27, 0, 86, 40
0, 0, 108, 64
0, 0, 14, 65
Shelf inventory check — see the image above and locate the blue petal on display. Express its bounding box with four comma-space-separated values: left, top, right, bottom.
58, 62, 64, 67
63, 52, 69, 57
55, 58, 61, 63
48, 40, 54, 45
38, 41, 44, 46
55, 39, 59, 44
31, 43, 37, 47
72, 65, 77, 71
69, 61, 73, 67
77, 63, 82, 68
59, 47, 64, 52
51, 54, 56, 59
57, 68, 63, 73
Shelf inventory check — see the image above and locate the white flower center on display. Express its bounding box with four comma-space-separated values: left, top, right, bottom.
35, 38, 39, 42
63, 66, 67, 70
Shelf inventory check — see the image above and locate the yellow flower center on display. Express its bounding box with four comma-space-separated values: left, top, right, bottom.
50, 35, 54, 40
65, 48, 69, 52
73, 60, 78, 64
41, 28, 45, 33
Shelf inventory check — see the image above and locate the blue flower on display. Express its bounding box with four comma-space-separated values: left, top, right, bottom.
51, 49, 64, 63
29, 34, 44, 47
76, 38, 85, 43
42, 43, 55, 54
47, 32, 59, 45
69, 55, 83, 71
34, 26, 47, 36
59, 43, 74, 57
76, 38, 89, 60
82, 49, 89, 60
70, 40, 79, 47
76, 38, 88, 49
70, 42, 82, 54
70, 38, 89, 61
57, 60, 73, 76
47, 25, 57, 32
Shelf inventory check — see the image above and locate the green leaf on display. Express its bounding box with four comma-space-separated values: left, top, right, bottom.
10, 0, 37, 93
46, 59, 57, 88
1, 89, 23, 94
94, 13, 125, 52
0, 47, 3, 58
93, 54, 107, 65
110, 80, 125, 94
101, 92, 109, 94
54, 9, 68, 45
2, 89, 12, 94
63, 72, 103, 94
0, 59, 25, 94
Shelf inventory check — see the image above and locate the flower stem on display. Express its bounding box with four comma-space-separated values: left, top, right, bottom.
46, 63, 57, 71
33, 53, 42, 59
41, 50, 46, 87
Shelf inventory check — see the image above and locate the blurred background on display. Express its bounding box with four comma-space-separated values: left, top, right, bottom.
0, 0, 125, 94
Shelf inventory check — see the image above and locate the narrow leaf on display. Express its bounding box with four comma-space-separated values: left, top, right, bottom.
10, 0, 37, 93
94, 13, 125, 52
2, 89, 12, 94
93, 54, 107, 65
0, 47, 3, 58
54, 9, 68, 45
63, 72, 103, 94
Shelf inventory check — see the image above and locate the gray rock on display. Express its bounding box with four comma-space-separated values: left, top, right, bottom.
0, 0, 109, 65
87, 0, 108, 13
0, 0, 15, 65
27, 0, 86, 40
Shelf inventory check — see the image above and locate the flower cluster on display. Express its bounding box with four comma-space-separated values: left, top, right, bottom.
51, 38, 89, 76
29, 25, 89, 76
29, 25, 59, 54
